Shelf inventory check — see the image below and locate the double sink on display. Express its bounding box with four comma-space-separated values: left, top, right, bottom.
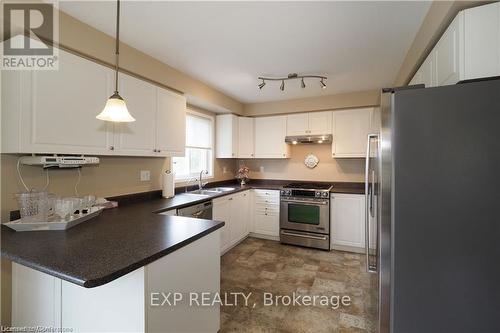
185, 187, 235, 197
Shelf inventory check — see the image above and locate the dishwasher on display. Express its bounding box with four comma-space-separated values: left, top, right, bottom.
176, 200, 213, 219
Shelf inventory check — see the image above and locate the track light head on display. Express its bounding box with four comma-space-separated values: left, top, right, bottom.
320, 78, 327, 89
280, 80, 285, 91
301, 78, 306, 89
258, 79, 266, 89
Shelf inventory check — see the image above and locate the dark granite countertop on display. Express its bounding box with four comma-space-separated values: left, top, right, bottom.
1, 201, 224, 288
1, 179, 363, 289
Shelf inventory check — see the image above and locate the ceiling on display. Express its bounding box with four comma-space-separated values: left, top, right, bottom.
59, 1, 431, 104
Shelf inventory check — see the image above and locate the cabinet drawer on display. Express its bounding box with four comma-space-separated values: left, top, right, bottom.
254, 202, 279, 210
254, 197, 279, 205
254, 207, 279, 216
253, 190, 279, 199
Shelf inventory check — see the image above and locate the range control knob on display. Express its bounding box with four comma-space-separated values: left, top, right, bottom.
315, 192, 321, 197
322, 192, 329, 198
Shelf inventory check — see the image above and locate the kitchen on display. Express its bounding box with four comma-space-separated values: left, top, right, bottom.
1, 1, 500, 333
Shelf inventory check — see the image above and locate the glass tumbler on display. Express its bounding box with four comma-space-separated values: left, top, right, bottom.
15, 191, 49, 223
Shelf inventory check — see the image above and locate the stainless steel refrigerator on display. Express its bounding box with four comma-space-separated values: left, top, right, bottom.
365, 78, 500, 333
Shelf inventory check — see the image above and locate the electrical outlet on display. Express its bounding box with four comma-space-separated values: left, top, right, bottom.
222, 166, 227, 174
259, 166, 265, 173
140, 170, 151, 181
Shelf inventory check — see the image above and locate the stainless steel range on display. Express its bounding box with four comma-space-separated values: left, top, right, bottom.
279, 182, 332, 250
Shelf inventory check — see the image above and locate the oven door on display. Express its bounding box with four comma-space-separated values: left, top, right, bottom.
280, 198, 329, 234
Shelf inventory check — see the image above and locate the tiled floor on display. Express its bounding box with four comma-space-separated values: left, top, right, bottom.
220, 237, 377, 333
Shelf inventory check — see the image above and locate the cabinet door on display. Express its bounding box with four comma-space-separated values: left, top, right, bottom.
216, 114, 238, 158
254, 116, 290, 158
435, 14, 462, 86
331, 194, 365, 250
420, 53, 435, 88
308, 111, 332, 135
156, 88, 186, 156
114, 74, 157, 156
286, 113, 309, 136
463, 2, 500, 80
237, 117, 254, 158
213, 197, 231, 253
229, 192, 249, 245
18, 49, 113, 154
332, 108, 372, 158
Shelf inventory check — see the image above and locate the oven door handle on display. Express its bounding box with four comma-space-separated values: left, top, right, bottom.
281, 199, 329, 205
281, 231, 328, 241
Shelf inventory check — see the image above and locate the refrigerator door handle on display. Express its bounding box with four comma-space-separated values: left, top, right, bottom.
365, 133, 378, 273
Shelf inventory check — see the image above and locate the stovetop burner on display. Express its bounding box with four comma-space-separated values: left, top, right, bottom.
284, 182, 333, 190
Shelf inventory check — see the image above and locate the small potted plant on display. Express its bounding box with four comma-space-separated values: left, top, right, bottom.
236, 166, 250, 186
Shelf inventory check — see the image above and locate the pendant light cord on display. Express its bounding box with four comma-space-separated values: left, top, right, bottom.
114, 0, 120, 94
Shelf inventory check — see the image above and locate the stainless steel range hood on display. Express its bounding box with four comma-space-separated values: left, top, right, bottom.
285, 134, 332, 144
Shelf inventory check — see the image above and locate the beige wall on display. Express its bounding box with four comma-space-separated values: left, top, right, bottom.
244, 89, 379, 116
239, 144, 365, 183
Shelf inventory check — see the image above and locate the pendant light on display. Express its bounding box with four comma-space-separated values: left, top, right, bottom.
96, 0, 135, 122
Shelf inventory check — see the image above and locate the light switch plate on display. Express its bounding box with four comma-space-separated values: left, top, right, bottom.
140, 170, 151, 181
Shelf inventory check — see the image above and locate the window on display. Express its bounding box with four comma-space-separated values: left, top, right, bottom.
173, 111, 214, 181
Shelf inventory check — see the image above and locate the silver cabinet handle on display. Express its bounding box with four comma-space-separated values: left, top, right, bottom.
365, 133, 378, 274
110, 146, 114, 150
281, 231, 327, 241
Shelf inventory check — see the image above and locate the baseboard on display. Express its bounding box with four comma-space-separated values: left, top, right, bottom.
331, 244, 365, 254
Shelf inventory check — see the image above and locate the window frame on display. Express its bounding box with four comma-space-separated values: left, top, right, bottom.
173, 109, 215, 183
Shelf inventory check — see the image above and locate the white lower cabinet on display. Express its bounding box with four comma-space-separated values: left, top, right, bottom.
331, 193, 366, 253
251, 189, 280, 238
12, 231, 220, 333
213, 190, 250, 253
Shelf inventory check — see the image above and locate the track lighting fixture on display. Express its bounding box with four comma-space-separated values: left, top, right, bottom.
257, 73, 327, 92
320, 78, 327, 89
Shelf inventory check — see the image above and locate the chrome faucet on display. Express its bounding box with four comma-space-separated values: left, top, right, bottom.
198, 170, 209, 190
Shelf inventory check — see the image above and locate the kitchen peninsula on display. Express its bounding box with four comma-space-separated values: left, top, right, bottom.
1, 199, 224, 333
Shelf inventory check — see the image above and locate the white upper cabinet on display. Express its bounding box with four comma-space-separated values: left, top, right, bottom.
286, 113, 309, 136
237, 117, 254, 158
463, 2, 500, 80
1, 48, 186, 157
2, 50, 114, 154
254, 116, 290, 158
113, 74, 157, 155
286, 111, 332, 136
332, 108, 372, 158
410, 53, 434, 87
410, 3, 500, 86
215, 114, 238, 158
156, 88, 186, 156
434, 14, 462, 86
308, 111, 333, 135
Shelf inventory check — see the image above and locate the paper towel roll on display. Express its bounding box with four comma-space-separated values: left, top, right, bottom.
162, 171, 175, 198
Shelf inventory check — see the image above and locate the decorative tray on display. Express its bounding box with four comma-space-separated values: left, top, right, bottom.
4, 207, 104, 232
